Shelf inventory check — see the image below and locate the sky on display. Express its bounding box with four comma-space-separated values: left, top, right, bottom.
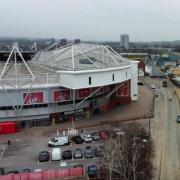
0, 0, 180, 42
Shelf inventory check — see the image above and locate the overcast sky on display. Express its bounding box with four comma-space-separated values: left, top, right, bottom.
0, 0, 180, 42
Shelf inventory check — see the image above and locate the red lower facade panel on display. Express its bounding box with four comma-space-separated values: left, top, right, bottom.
28, 172, 43, 180
18, 173, 29, 180
13, 174, 21, 180
119, 96, 131, 105
0, 122, 17, 134
69, 167, 84, 176
42, 170, 56, 180
0, 167, 84, 180
0, 174, 13, 180
56, 169, 70, 178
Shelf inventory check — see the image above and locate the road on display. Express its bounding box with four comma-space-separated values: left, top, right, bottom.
153, 80, 180, 180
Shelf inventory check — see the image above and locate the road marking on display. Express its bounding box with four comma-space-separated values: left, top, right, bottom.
0, 146, 5, 159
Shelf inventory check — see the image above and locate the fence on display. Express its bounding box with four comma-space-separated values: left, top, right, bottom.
0, 167, 84, 180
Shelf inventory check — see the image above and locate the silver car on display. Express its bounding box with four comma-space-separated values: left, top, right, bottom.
73, 148, 83, 159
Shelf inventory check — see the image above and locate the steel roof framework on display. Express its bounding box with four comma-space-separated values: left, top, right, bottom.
0, 43, 35, 118
32, 43, 130, 71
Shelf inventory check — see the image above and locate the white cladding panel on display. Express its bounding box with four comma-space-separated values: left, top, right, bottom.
130, 62, 138, 101
59, 68, 131, 89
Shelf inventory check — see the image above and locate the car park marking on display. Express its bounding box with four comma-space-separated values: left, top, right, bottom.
0, 145, 6, 159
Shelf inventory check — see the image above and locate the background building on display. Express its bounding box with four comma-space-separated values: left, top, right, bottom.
60, 39, 67, 46
121, 53, 149, 77
74, 39, 81, 44
120, 34, 129, 50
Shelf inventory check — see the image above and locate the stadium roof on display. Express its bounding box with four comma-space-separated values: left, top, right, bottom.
0, 43, 131, 89
31, 43, 130, 71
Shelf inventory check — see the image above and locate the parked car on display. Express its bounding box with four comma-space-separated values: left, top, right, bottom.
94, 147, 104, 157
113, 128, 125, 136
91, 131, 100, 141
73, 148, 83, 159
150, 85, 156, 89
21, 168, 31, 173
71, 136, 84, 144
52, 148, 61, 161
168, 97, 173, 101
6, 170, 19, 175
88, 165, 98, 177
33, 169, 42, 172
0, 168, 5, 175
99, 131, 108, 140
81, 134, 92, 143
59, 161, 67, 168
163, 81, 168, 87
176, 115, 180, 123
38, 151, 50, 162
84, 146, 94, 158
138, 80, 144, 86
48, 136, 69, 147
62, 150, 72, 160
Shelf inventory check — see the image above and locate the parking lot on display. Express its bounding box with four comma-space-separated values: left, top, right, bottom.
0, 126, 110, 173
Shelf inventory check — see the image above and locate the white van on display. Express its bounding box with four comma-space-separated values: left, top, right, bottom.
48, 136, 69, 147
52, 148, 61, 161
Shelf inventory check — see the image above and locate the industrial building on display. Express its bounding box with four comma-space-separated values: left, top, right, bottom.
0, 43, 138, 128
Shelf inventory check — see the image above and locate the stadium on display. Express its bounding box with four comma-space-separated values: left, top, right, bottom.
0, 43, 138, 128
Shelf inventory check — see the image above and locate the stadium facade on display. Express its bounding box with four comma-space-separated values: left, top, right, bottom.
0, 43, 138, 127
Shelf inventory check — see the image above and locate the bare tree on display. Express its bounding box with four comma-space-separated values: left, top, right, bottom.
100, 122, 153, 180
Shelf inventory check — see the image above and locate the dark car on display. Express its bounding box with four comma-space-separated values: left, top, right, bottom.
73, 148, 83, 159
62, 150, 72, 160
138, 80, 144, 86
91, 132, 100, 141
0, 168, 5, 175
22, 168, 31, 173
38, 151, 50, 162
176, 115, 180, 123
94, 147, 104, 157
88, 165, 98, 177
71, 136, 84, 144
6, 170, 19, 175
84, 146, 94, 158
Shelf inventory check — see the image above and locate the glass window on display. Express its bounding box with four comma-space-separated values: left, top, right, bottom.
89, 77, 92, 85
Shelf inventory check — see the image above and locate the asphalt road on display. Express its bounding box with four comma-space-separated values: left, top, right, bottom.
160, 83, 180, 180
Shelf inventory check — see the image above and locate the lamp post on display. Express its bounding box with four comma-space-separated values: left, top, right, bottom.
148, 116, 151, 159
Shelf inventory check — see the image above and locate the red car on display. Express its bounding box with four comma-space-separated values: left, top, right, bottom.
99, 131, 108, 140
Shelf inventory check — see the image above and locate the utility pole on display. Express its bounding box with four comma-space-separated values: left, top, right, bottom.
149, 116, 151, 159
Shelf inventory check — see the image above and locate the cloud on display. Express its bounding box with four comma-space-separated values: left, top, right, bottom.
0, 0, 180, 41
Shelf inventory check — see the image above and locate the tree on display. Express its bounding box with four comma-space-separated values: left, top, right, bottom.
100, 122, 153, 180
